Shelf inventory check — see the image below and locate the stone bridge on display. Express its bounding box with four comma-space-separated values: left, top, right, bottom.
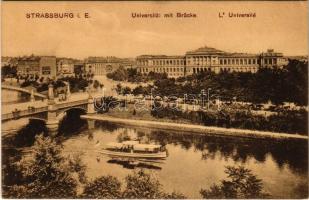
2, 84, 47, 100
2, 84, 96, 135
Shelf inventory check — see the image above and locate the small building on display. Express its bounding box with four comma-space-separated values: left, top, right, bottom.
17, 55, 41, 77
40, 56, 57, 79
57, 58, 75, 77
85, 56, 135, 76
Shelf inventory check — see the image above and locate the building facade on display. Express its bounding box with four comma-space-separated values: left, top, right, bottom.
85, 56, 134, 76
17, 55, 41, 76
39, 56, 57, 78
57, 58, 75, 77
136, 55, 186, 78
137, 46, 288, 77
16, 55, 57, 78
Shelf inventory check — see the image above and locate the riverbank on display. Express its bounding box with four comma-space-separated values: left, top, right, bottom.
81, 114, 308, 140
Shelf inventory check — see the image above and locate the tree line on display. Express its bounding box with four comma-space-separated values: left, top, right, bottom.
151, 102, 307, 135
109, 59, 307, 106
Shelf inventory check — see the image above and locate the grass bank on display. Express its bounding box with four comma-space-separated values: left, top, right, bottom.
81, 114, 308, 140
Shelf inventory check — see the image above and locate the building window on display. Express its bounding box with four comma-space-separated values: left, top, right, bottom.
248, 59, 251, 65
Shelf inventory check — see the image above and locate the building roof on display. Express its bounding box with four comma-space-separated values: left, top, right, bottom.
18, 55, 41, 62
137, 55, 185, 59
85, 56, 134, 64
186, 46, 226, 55
222, 52, 258, 57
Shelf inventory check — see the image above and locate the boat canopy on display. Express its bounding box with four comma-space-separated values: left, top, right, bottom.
106, 142, 123, 149
105, 141, 162, 151
133, 144, 161, 151
122, 141, 139, 145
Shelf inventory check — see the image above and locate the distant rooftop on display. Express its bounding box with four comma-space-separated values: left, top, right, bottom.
186, 46, 226, 55
137, 55, 185, 59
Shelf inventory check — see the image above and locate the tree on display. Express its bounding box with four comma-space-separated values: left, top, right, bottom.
93, 79, 100, 89
122, 170, 185, 199
116, 83, 122, 94
106, 66, 128, 81
122, 86, 132, 95
4, 135, 80, 198
200, 166, 269, 199
81, 176, 122, 199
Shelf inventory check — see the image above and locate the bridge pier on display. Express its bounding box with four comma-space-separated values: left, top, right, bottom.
87, 119, 95, 130
46, 84, 59, 136
87, 96, 96, 114
30, 89, 35, 102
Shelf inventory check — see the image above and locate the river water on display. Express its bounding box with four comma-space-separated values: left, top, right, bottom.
61, 121, 308, 198
1, 89, 30, 105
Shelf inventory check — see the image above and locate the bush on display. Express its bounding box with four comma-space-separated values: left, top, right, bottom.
81, 176, 122, 198
3, 135, 81, 198
122, 170, 185, 199
200, 166, 269, 199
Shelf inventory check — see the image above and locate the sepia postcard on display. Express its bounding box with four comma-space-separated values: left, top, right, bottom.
1, 1, 308, 199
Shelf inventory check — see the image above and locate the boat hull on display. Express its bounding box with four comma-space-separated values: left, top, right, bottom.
97, 149, 167, 160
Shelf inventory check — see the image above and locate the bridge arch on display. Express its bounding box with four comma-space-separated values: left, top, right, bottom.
62, 107, 87, 114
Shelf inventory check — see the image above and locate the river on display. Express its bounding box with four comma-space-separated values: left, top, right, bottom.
1, 89, 30, 105
61, 120, 308, 198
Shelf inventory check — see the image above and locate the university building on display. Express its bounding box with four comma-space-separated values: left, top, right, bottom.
84, 56, 134, 76
136, 46, 288, 77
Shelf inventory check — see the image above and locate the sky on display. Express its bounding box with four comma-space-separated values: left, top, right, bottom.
2, 1, 308, 59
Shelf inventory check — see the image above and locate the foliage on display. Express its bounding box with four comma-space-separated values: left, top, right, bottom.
93, 79, 101, 89
81, 176, 122, 198
14, 119, 48, 147
58, 76, 91, 92
1, 65, 17, 78
3, 135, 81, 198
132, 59, 307, 106
107, 66, 128, 81
122, 170, 169, 199
122, 86, 132, 95
107, 67, 167, 83
95, 96, 120, 113
132, 84, 153, 96
150, 105, 308, 135
115, 83, 122, 94
200, 166, 269, 199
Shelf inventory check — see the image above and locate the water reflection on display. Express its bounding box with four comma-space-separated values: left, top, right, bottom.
146, 130, 308, 175
107, 159, 162, 170
96, 121, 307, 176
60, 120, 308, 198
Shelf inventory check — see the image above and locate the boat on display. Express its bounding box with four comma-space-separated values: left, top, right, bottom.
97, 140, 168, 160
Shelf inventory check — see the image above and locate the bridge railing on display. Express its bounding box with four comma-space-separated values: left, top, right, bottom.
2, 106, 48, 121
56, 99, 88, 110
2, 84, 47, 98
